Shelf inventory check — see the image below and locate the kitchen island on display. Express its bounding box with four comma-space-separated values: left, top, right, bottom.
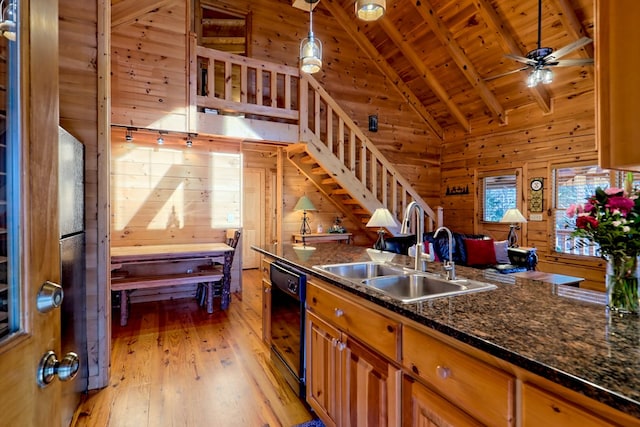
253, 242, 640, 424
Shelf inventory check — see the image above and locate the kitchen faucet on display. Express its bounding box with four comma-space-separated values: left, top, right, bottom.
401, 201, 425, 271
434, 226, 456, 280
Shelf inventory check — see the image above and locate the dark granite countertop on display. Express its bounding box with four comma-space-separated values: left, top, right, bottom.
252, 242, 640, 419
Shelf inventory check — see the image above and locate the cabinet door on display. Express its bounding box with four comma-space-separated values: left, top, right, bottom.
261, 278, 271, 345
343, 336, 401, 427
402, 375, 483, 427
306, 312, 343, 427
596, 0, 640, 171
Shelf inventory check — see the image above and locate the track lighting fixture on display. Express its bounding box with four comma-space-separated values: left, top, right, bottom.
157, 132, 165, 145
125, 129, 133, 142
186, 139, 192, 148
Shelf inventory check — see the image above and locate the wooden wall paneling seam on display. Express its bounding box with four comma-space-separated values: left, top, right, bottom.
413, 0, 507, 124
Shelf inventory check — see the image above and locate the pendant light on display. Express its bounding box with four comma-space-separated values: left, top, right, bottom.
300, 0, 322, 74
355, 0, 385, 21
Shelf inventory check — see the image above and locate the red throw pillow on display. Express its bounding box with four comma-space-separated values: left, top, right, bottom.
463, 238, 497, 266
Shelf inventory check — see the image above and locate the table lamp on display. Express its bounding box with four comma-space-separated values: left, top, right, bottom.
366, 208, 398, 251
294, 195, 317, 235
500, 208, 527, 247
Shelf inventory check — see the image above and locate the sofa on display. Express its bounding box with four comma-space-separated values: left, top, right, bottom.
383, 232, 537, 272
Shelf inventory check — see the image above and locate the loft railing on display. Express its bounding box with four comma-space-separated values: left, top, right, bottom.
193, 45, 441, 228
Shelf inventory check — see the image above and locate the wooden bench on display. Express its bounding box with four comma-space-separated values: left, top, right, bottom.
110, 243, 234, 326
112, 270, 224, 326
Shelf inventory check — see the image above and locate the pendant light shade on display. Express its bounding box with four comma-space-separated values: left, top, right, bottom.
300, 34, 322, 74
355, 0, 385, 21
300, 0, 322, 74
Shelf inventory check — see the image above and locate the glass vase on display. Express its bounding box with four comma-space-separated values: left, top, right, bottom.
606, 254, 640, 315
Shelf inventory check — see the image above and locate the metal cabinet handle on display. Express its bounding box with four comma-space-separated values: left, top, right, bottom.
37, 351, 80, 387
334, 308, 344, 317
436, 365, 451, 380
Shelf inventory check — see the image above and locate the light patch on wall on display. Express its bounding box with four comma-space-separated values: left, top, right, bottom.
113, 146, 185, 231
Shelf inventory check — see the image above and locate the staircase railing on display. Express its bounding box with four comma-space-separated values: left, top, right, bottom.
193, 46, 441, 229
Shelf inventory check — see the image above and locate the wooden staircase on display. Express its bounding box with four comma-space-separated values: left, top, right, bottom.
192, 47, 442, 237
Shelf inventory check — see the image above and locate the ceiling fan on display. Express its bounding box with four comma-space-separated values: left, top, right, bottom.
487, 0, 593, 86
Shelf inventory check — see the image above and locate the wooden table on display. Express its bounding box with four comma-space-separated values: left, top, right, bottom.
292, 233, 352, 245
513, 271, 585, 287
111, 243, 234, 324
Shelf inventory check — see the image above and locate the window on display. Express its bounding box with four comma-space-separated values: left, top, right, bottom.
481, 173, 517, 222
553, 163, 611, 256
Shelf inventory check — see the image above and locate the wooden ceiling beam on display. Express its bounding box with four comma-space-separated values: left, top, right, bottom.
413, 0, 507, 124
377, 18, 470, 132
551, 0, 594, 80
322, 0, 444, 141
112, 0, 175, 30
473, 0, 552, 113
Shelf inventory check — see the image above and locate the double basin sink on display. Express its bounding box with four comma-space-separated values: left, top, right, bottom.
313, 261, 496, 304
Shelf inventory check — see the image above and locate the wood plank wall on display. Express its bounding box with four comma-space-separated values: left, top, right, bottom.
440, 90, 603, 290
110, 127, 243, 299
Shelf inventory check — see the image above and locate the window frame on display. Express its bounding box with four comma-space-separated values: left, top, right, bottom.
477, 168, 523, 225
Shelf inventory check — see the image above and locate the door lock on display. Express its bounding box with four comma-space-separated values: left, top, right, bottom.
37, 351, 80, 387
36, 281, 64, 313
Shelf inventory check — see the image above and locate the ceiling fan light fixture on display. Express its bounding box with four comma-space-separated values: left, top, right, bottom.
355, 0, 385, 21
542, 68, 553, 84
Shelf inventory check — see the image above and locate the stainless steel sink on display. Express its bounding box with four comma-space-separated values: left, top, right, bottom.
313, 261, 497, 304
313, 261, 407, 279
362, 274, 497, 303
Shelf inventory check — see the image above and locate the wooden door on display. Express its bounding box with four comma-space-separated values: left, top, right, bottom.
242, 168, 265, 269
0, 0, 69, 424
343, 336, 401, 427
401, 375, 482, 427
306, 312, 343, 427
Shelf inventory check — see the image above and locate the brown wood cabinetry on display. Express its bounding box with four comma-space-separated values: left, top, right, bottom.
261, 257, 271, 345
403, 325, 515, 426
596, 0, 640, 172
402, 375, 483, 427
522, 383, 617, 427
306, 283, 402, 427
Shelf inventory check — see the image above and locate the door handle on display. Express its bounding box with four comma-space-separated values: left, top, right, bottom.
36, 281, 64, 313
37, 351, 80, 387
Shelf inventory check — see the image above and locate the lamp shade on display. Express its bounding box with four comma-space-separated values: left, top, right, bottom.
366, 208, 398, 228
294, 195, 316, 211
500, 208, 527, 224
355, 0, 386, 21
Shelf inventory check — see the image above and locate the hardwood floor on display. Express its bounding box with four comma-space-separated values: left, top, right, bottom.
74, 269, 314, 427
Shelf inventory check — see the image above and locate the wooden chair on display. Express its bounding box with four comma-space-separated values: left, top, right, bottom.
196, 229, 241, 313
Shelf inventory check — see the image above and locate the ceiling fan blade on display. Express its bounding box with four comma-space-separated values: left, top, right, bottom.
551, 58, 594, 67
544, 37, 593, 62
505, 53, 536, 66
484, 67, 529, 82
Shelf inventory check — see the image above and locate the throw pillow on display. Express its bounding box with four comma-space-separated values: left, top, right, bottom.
494, 240, 510, 264
463, 238, 497, 267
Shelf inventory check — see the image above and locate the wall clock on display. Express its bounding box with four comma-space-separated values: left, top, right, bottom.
529, 178, 544, 213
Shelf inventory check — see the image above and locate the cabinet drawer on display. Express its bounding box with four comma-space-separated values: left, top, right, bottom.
306, 281, 400, 361
403, 325, 514, 426
522, 383, 616, 427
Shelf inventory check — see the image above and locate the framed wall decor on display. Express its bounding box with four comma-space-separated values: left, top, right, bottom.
529, 177, 544, 213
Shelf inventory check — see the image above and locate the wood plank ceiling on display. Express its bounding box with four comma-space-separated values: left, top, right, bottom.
323, 0, 595, 137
